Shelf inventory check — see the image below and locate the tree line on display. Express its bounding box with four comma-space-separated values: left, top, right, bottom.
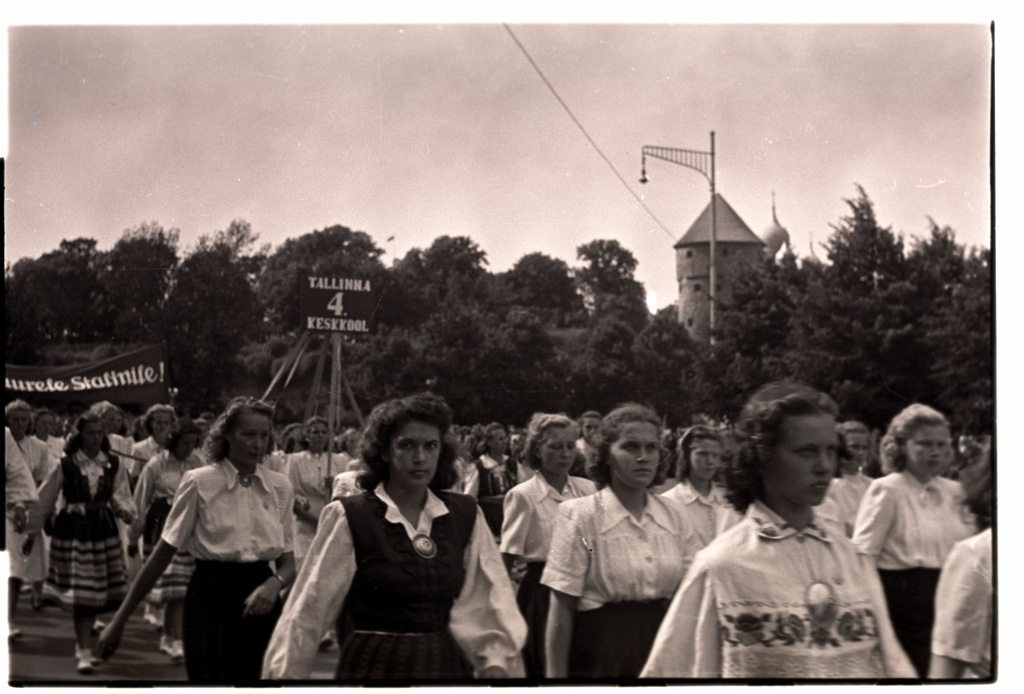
5, 186, 991, 435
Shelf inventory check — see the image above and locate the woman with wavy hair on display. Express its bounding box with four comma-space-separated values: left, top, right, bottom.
26, 412, 136, 674
643, 382, 914, 679
500, 412, 597, 678
852, 403, 977, 677
263, 392, 526, 680
542, 403, 695, 678
99, 397, 296, 684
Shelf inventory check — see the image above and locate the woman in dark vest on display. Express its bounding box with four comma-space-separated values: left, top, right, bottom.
263, 392, 526, 680
26, 412, 136, 675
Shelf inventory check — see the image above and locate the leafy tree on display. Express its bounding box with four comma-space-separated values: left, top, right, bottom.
164, 225, 265, 410
631, 307, 701, 423
99, 222, 180, 342
495, 252, 585, 327
575, 239, 649, 330
5, 260, 44, 363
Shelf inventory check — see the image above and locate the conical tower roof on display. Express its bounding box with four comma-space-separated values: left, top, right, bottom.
673, 193, 765, 248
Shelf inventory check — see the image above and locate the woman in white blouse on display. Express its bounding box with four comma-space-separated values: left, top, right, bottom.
852, 403, 976, 678
542, 404, 695, 678
262, 392, 526, 680
825, 420, 874, 536
129, 404, 176, 490
660, 425, 741, 548
286, 415, 343, 569
643, 383, 914, 679
500, 413, 597, 678
99, 397, 296, 684
929, 457, 992, 679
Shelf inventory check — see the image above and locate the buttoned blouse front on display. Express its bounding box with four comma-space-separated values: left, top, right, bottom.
161, 460, 295, 562
641, 502, 916, 679
825, 472, 872, 535
541, 487, 696, 611
661, 481, 742, 548
852, 471, 975, 570
500, 473, 597, 561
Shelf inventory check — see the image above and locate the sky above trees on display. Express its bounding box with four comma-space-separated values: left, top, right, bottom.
3, 16, 992, 312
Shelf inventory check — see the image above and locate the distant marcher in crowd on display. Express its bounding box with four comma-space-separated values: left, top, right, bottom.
129, 418, 205, 663
6, 422, 41, 642
465, 422, 515, 537
263, 392, 526, 680
286, 416, 343, 570
543, 404, 696, 678
99, 397, 296, 684
6, 401, 57, 622
825, 420, 874, 537
130, 405, 177, 489
642, 382, 915, 678
33, 407, 67, 462
929, 457, 993, 679
500, 413, 598, 677
26, 413, 136, 674
573, 411, 602, 477
852, 404, 976, 677
89, 402, 133, 460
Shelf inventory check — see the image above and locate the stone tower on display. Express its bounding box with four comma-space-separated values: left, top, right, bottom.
674, 193, 765, 343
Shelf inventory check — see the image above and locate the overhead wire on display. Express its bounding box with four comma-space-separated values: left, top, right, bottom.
502, 24, 677, 242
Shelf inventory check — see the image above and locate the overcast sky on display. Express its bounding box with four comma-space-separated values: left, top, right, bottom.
3, 10, 995, 312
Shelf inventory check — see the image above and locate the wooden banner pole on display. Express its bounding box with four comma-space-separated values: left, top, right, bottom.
304, 337, 329, 422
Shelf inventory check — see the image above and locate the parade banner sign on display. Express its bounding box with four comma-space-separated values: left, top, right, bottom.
300, 276, 381, 333
5, 344, 170, 404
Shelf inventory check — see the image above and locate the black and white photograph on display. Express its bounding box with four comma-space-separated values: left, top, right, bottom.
4, 3, 1001, 687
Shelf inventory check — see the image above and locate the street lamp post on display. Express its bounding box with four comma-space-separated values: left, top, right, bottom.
640, 131, 717, 341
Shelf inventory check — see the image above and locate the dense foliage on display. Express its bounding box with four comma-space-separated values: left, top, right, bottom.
5, 187, 992, 434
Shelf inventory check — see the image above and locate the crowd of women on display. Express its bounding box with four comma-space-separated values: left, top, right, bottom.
4, 381, 993, 682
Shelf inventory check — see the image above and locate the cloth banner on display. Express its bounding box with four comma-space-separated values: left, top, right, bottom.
5, 344, 170, 405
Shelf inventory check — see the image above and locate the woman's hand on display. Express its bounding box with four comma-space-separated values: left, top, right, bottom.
115, 509, 134, 525
12, 506, 28, 533
97, 619, 126, 660
242, 577, 281, 617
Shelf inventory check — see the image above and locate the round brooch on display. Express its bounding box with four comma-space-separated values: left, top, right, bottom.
804, 580, 838, 628
411, 534, 437, 559
239, 475, 252, 488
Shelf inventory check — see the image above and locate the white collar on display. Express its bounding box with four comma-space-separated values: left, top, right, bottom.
73, 449, 110, 468
374, 482, 449, 539
479, 453, 506, 470
746, 500, 832, 543
221, 460, 268, 491
532, 472, 584, 499
597, 486, 676, 535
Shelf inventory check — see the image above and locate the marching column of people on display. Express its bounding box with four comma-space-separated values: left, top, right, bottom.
7, 383, 993, 682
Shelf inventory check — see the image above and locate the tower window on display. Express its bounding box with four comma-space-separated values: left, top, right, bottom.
687, 318, 694, 327
722, 248, 729, 257
693, 284, 702, 293
686, 250, 693, 258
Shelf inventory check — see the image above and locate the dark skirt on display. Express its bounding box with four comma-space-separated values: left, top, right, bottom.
517, 561, 550, 678
335, 629, 472, 680
878, 567, 941, 678
142, 497, 172, 555
183, 559, 282, 684
44, 505, 126, 613
477, 495, 505, 538
568, 599, 670, 678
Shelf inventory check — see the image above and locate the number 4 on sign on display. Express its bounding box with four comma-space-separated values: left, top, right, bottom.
327, 292, 345, 316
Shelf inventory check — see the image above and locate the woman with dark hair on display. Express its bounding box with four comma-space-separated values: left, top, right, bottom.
661, 425, 741, 548
263, 392, 526, 680
642, 382, 914, 679
852, 404, 976, 677
99, 397, 296, 684
928, 456, 992, 679
26, 412, 136, 674
500, 412, 597, 677
128, 418, 205, 663
542, 404, 695, 678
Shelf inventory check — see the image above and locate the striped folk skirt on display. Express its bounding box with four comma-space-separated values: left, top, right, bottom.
568, 599, 670, 678
43, 505, 127, 613
335, 629, 472, 680
142, 497, 195, 605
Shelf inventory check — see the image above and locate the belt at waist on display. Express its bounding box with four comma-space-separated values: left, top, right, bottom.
64, 501, 113, 514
